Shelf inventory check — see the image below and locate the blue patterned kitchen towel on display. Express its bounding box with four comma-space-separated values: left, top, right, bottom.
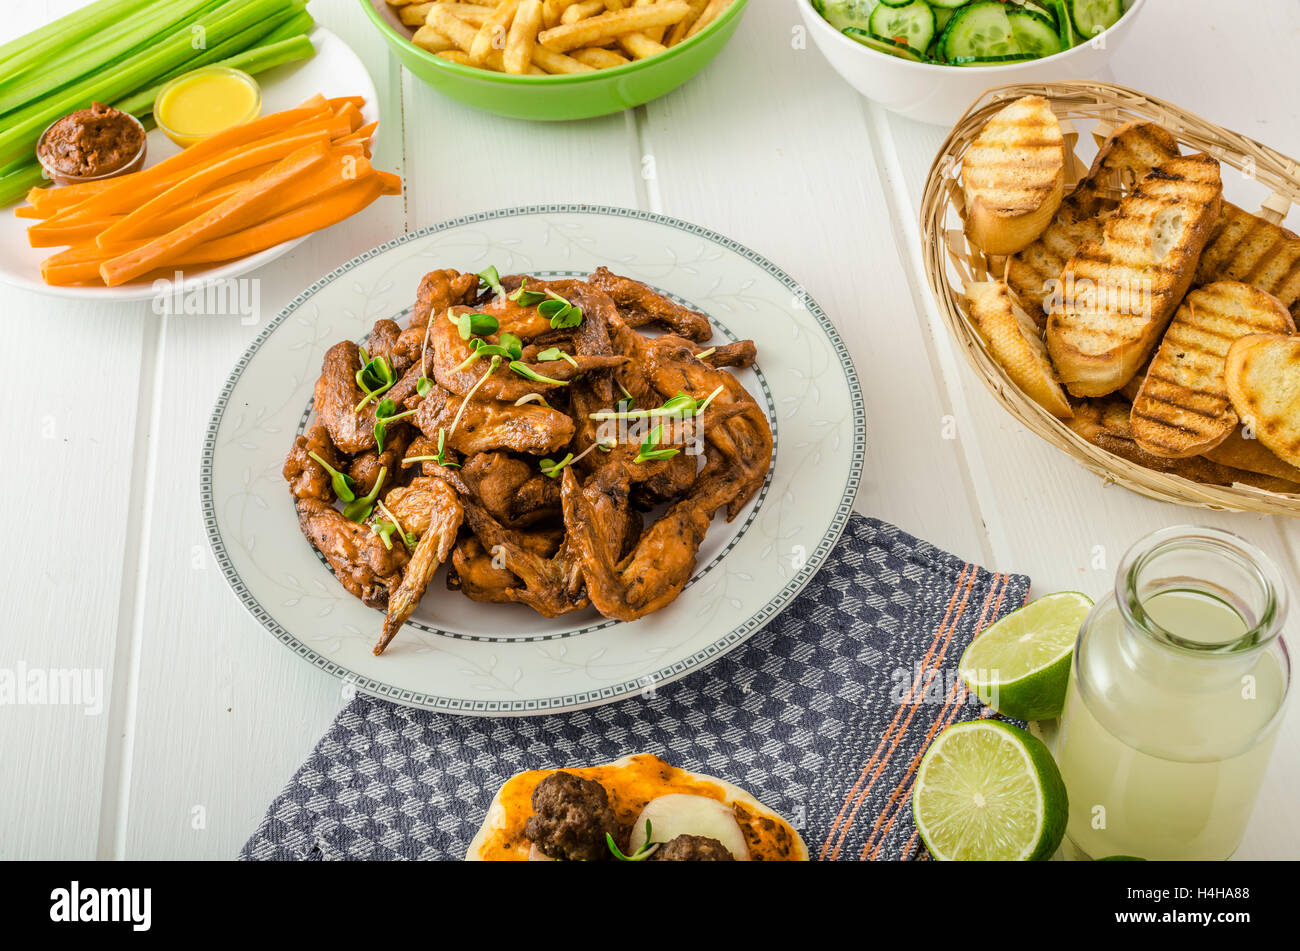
240, 513, 1030, 862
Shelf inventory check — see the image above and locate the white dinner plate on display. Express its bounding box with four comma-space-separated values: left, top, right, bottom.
203, 206, 866, 715
0, 27, 378, 302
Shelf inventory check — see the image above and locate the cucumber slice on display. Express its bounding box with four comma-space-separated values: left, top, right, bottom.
1042, 0, 1078, 45
867, 0, 935, 53
818, 0, 878, 32
1007, 9, 1064, 57
876, 0, 913, 7
1069, 0, 1123, 40
933, 6, 955, 35
941, 1, 1021, 61
924, 0, 971, 7
842, 27, 926, 61
950, 53, 1040, 65
1019, 0, 1058, 25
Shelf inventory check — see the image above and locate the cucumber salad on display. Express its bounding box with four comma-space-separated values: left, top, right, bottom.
812, 0, 1128, 66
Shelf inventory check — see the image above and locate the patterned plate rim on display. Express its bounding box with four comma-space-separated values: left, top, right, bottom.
200, 204, 867, 716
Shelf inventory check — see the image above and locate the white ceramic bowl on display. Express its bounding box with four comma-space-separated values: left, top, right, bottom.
799, 0, 1148, 126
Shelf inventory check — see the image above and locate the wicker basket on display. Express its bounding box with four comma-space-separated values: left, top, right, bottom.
921, 80, 1300, 518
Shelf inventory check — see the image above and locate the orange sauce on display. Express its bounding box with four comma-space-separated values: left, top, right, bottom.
479, 754, 802, 861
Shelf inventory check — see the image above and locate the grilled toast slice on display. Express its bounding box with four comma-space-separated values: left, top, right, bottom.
966, 280, 1073, 419
1225, 333, 1300, 468
1203, 426, 1300, 483
1196, 202, 1300, 311
961, 96, 1066, 256
1131, 282, 1295, 458
1007, 121, 1181, 321
1069, 398, 1300, 493
1046, 153, 1223, 398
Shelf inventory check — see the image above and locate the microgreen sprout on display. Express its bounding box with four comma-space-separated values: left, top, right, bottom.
373, 398, 416, 452
509, 361, 568, 385
308, 451, 357, 502
537, 290, 583, 330
607, 821, 658, 862
342, 467, 386, 522
635, 424, 681, 465
448, 357, 501, 435
477, 265, 505, 297
515, 393, 552, 409
539, 439, 611, 478
536, 346, 578, 368
354, 348, 396, 413
508, 278, 547, 307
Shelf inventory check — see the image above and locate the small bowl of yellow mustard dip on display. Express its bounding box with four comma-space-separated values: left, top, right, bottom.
154, 66, 262, 148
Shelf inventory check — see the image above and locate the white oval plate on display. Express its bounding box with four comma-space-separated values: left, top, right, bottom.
0, 28, 377, 301
203, 206, 865, 715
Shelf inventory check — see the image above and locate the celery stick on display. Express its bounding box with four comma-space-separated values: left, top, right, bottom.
115, 29, 316, 119
112, 2, 309, 117
0, 162, 45, 208
213, 34, 316, 79
0, 0, 222, 115
0, 0, 159, 74
262, 9, 316, 45
0, 0, 296, 168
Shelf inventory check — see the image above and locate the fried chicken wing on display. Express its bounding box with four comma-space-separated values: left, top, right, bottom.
284, 422, 340, 502
589, 266, 712, 341
460, 501, 588, 617
460, 451, 561, 527
376, 477, 463, 656
429, 306, 626, 401
313, 341, 378, 454
415, 384, 575, 456
412, 268, 480, 327
296, 498, 406, 609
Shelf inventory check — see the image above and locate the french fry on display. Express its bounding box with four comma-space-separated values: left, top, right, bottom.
562, 0, 604, 24
505, 0, 543, 74
530, 42, 595, 73
571, 46, 629, 68
436, 49, 472, 64
542, 0, 564, 28
399, 2, 435, 25
470, 0, 519, 65
685, 0, 727, 38
424, 4, 479, 50
412, 25, 454, 52
537, 2, 689, 51
665, 0, 706, 45
619, 31, 665, 59
634, 0, 666, 44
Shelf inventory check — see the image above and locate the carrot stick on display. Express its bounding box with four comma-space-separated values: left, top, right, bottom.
100, 141, 329, 286
332, 101, 363, 133
24, 177, 118, 213
336, 120, 378, 147
27, 215, 125, 248
64, 104, 332, 221
169, 175, 385, 267
95, 128, 336, 246
326, 95, 365, 111
15, 205, 42, 218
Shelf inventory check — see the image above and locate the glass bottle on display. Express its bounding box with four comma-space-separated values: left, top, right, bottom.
1056, 526, 1291, 861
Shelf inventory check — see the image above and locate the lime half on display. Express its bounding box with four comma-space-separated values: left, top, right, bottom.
913, 720, 1068, 861
959, 591, 1092, 721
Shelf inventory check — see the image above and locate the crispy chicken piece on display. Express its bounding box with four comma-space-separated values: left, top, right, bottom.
283, 423, 339, 502
416, 384, 575, 456
459, 451, 561, 527
562, 466, 716, 622
366, 318, 404, 369
428, 306, 626, 401
619, 325, 772, 519
459, 501, 588, 617
313, 340, 378, 454
348, 426, 413, 496
412, 268, 480, 327
589, 266, 713, 341
634, 451, 698, 507
448, 531, 564, 604
296, 498, 406, 609
376, 477, 463, 656
697, 339, 757, 369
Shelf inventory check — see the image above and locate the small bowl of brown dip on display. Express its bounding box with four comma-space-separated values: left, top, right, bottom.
36, 103, 148, 186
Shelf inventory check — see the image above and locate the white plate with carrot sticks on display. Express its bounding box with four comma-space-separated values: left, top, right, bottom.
0, 27, 389, 301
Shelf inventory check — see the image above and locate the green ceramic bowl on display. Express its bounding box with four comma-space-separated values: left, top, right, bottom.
360, 0, 748, 121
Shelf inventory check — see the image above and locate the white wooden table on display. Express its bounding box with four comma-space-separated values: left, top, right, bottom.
2, 0, 1297, 860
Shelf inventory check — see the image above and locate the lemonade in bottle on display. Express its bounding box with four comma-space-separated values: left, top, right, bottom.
1056, 527, 1291, 860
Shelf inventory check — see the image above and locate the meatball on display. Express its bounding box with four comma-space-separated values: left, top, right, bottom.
651, 835, 736, 862
525, 772, 620, 862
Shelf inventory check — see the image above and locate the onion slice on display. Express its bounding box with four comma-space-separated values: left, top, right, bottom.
629, 794, 750, 860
